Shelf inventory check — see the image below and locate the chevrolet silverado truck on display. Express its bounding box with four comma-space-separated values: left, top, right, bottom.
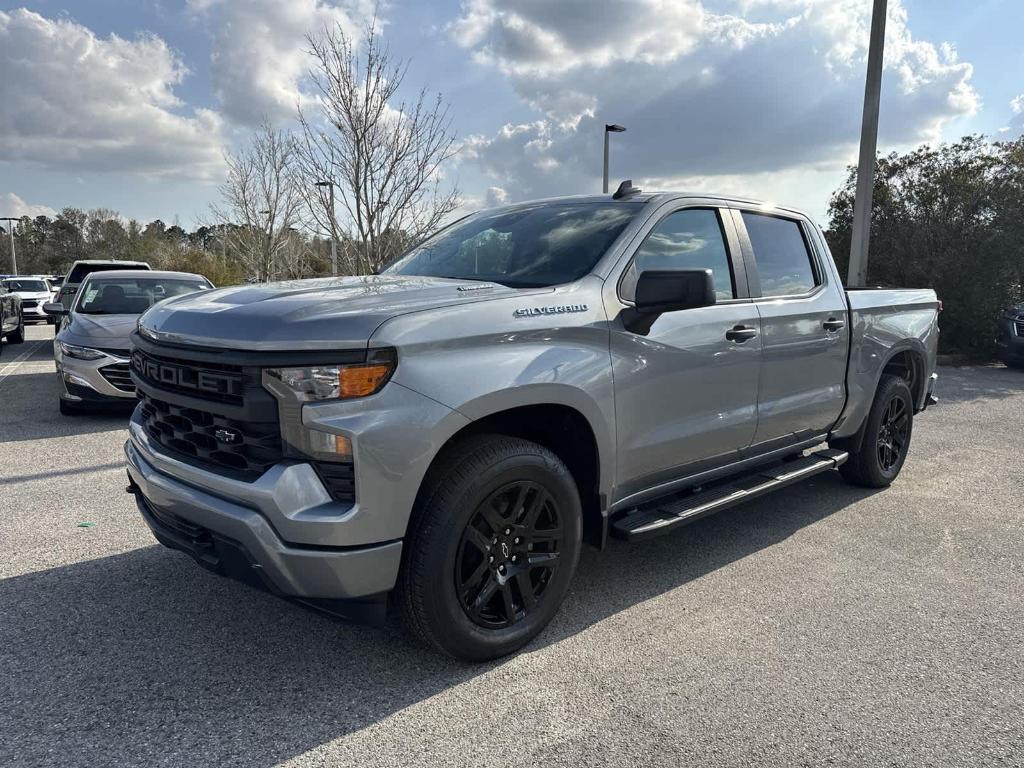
124, 188, 939, 660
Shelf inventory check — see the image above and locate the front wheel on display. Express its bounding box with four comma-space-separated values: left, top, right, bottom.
840, 374, 914, 488
9, 312, 25, 344
397, 434, 583, 661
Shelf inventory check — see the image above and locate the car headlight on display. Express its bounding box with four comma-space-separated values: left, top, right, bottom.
265, 351, 396, 401
58, 342, 107, 361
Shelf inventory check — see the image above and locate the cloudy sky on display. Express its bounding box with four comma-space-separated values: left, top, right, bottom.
1, 0, 1021, 228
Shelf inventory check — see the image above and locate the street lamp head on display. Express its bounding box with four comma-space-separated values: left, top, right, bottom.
605, 124, 626, 133
314, 180, 333, 187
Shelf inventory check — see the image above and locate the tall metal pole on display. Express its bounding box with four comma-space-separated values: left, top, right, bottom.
847, 0, 888, 287
602, 130, 610, 194
329, 183, 338, 277
0, 218, 18, 276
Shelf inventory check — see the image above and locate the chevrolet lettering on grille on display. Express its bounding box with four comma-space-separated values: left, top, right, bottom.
132, 352, 242, 398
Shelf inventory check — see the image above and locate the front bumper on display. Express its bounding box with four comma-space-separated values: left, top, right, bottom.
57, 352, 136, 402
22, 302, 50, 322
125, 434, 403, 602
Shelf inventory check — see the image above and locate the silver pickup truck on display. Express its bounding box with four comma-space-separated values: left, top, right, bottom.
124, 190, 939, 660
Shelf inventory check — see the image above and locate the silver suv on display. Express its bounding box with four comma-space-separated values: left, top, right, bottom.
124, 191, 939, 660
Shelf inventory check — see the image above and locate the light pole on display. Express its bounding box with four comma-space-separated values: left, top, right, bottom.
315, 180, 338, 277
602, 124, 626, 194
847, 0, 888, 287
0, 217, 18, 275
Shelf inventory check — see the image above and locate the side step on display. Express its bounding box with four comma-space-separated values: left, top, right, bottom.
610, 449, 848, 542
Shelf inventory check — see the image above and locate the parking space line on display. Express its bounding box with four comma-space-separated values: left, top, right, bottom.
0, 340, 47, 384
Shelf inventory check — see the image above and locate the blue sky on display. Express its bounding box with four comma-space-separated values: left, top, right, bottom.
1, 0, 1021, 229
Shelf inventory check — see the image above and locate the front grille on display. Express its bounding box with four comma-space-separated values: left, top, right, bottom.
138, 391, 283, 480
314, 461, 356, 504
1015, 319, 1024, 337
100, 362, 135, 393
131, 349, 244, 406
22, 299, 38, 309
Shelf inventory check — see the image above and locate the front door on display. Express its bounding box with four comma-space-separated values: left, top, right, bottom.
608, 206, 762, 499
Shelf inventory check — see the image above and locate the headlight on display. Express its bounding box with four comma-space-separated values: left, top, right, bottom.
58, 342, 106, 361
265, 351, 396, 401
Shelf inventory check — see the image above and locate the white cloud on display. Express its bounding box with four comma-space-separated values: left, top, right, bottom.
0, 193, 57, 219
484, 186, 509, 206
188, 0, 376, 126
1011, 95, 1024, 116
450, 0, 979, 217
0, 9, 225, 179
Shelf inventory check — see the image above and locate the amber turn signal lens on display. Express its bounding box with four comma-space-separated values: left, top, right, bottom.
338, 363, 393, 398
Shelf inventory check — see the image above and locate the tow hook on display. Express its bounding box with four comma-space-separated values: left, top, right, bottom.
125, 473, 139, 495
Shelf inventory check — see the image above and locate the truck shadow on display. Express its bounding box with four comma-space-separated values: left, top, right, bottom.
0, 473, 878, 766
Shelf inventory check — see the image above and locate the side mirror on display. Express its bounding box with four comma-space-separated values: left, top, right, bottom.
634, 269, 716, 314
42, 302, 68, 316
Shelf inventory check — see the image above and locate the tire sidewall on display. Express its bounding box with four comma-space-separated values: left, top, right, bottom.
865, 376, 914, 483
414, 445, 582, 660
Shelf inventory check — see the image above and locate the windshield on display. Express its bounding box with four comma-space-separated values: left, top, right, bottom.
74, 277, 210, 315
384, 202, 643, 287
2, 279, 48, 292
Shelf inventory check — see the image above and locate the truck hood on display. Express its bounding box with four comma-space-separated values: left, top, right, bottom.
61, 313, 139, 352
138, 275, 523, 350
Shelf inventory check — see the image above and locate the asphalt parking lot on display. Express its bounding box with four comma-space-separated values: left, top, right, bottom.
2, 322, 1023, 767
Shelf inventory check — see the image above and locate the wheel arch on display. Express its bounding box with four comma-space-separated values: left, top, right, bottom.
836, 344, 926, 454
417, 394, 610, 549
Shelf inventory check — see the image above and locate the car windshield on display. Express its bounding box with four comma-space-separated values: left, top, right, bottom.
75, 277, 210, 315
383, 202, 643, 287
67, 263, 149, 284
3, 279, 49, 292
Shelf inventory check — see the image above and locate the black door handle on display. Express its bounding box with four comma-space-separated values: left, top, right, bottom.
823, 317, 845, 332
725, 325, 758, 342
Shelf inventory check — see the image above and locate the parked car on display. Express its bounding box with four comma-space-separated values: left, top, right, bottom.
995, 302, 1024, 369
0, 279, 25, 356
1, 277, 56, 325
44, 270, 212, 414
53, 260, 151, 329
123, 190, 940, 660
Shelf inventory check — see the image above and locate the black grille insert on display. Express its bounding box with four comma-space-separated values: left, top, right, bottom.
100, 362, 135, 393
138, 391, 283, 480
132, 349, 244, 405
314, 461, 356, 504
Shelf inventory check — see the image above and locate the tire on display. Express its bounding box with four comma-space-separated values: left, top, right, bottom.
397, 434, 583, 661
9, 312, 25, 344
840, 374, 914, 488
59, 398, 82, 416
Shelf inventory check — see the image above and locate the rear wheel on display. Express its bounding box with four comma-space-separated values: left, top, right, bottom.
397, 434, 582, 661
840, 374, 914, 488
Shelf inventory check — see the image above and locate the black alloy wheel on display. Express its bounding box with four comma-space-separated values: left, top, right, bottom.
876, 394, 909, 472
455, 480, 563, 629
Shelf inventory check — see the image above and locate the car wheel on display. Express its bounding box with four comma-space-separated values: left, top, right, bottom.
840, 374, 914, 488
59, 398, 82, 416
397, 434, 583, 661
9, 312, 25, 344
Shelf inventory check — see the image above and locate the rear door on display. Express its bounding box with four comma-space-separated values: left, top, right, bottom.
607, 204, 762, 500
731, 209, 849, 448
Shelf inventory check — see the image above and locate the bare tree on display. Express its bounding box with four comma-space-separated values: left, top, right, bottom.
296, 22, 460, 274
213, 120, 305, 282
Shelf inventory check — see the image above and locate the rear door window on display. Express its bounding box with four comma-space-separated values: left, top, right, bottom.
629, 208, 735, 300
741, 212, 818, 297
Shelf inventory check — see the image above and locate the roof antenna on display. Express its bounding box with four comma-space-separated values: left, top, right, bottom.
612, 179, 641, 200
